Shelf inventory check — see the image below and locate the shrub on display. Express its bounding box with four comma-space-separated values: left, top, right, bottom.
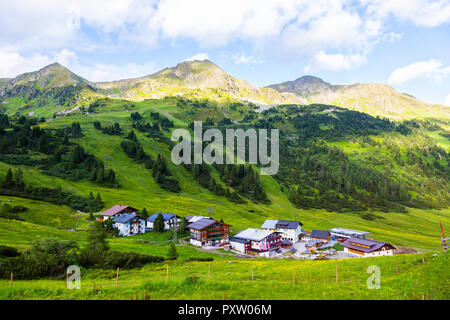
184, 257, 213, 262
0, 245, 19, 258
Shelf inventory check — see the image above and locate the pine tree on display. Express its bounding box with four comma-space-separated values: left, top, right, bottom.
87, 221, 109, 252
154, 213, 165, 232
140, 207, 149, 219
2, 168, 13, 188
167, 242, 178, 260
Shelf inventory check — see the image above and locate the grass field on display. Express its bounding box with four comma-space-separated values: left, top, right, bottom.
0, 252, 448, 300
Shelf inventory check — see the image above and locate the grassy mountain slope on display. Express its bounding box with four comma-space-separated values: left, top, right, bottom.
0, 63, 100, 116
268, 76, 450, 120
0, 98, 449, 253
97, 60, 305, 105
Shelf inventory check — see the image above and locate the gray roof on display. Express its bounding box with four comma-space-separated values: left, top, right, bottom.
261, 219, 302, 230
233, 228, 276, 242
341, 238, 395, 253
329, 228, 371, 237
275, 220, 302, 229
311, 230, 330, 239
261, 220, 278, 229
147, 212, 177, 222
187, 218, 217, 230
113, 213, 143, 224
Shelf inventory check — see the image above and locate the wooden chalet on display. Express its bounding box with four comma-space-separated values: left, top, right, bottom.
187, 218, 231, 247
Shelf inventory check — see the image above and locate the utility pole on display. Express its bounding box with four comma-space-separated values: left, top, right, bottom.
172, 224, 177, 244
440, 221, 448, 251
207, 207, 213, 218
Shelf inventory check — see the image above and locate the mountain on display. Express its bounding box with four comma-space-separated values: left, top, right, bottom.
1, 60, 448, 120
96, 60, 306, 105
0, 63, 99, 115
266, 75, 334, 96
267, 76, 449, 120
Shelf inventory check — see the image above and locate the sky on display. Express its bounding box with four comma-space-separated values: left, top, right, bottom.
0, 0, 449, 105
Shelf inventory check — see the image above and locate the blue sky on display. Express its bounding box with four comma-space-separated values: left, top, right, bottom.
0, 0, 449, 105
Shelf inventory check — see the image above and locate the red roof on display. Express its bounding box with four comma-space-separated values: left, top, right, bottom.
100, 205, 134, 217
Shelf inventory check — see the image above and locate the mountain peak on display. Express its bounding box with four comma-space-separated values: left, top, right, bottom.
266, 75, 333, 96
10, 62, 92, 89
150, 59, 233, 89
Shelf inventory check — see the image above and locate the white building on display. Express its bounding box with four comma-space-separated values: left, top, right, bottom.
261, 220, 303, 243
341, 238, 395, 257
112, 213, 146, 236
229, 228, 282, 257
329, 228, 371, 241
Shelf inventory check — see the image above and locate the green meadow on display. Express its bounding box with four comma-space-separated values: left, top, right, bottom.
0, 252, 448, 300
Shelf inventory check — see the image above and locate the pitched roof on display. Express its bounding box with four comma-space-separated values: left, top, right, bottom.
234, 228, 275, 242
147, 212, 177, 222
100, 205, 135, 216
305, 240, 323, 247
187, 218, 217, 230
341, 237, 394, 253
187, 216, 209, 223
113, 213, 144, 224
261, 220, 278, 229
311, 230, 330, 239
329, 227, 371, 237
275, 220, 302, 229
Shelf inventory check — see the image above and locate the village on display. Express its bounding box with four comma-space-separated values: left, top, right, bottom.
97, 204, 398, 260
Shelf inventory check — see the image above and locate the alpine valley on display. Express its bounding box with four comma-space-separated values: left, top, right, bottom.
0, 60, 449, 300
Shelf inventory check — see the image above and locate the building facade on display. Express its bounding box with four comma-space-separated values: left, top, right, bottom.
261, 220, 303, 243
188, 218, 230, 247
341, 238, 395, 257
229, 228, 282, 257
310, 230, 331, 243
329, 228, 371, 241
113, 213, 146, 236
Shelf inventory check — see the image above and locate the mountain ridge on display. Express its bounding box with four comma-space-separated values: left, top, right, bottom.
0, 60, 448, 120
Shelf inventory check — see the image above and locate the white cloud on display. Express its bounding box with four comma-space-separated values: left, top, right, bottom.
445, 94, 450, 106
0, 49, 158, 82
0, 51, 53, 78
304, 51, 367, 72
382, 32, 403, 43
185, 53, 210, 61
232, 53, 263, 65
1, 0, 450, 80
365, 0, 450, 28
388, 59, 450, 84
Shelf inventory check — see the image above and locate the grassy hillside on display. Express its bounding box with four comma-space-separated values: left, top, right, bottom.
0, 98, 448, 254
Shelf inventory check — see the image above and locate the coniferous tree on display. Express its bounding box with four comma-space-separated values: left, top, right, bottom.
153, 213, 165, 232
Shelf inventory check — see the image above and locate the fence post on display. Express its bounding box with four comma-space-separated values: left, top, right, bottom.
251, 266, 253, 281
208, 263, 211, 281
166, 265, 169, 284
421, 252, 425, 265
116, 267, 120, 287
335, 265, 338, 283
10, 272, 13, 287
292, 264, 295, 284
